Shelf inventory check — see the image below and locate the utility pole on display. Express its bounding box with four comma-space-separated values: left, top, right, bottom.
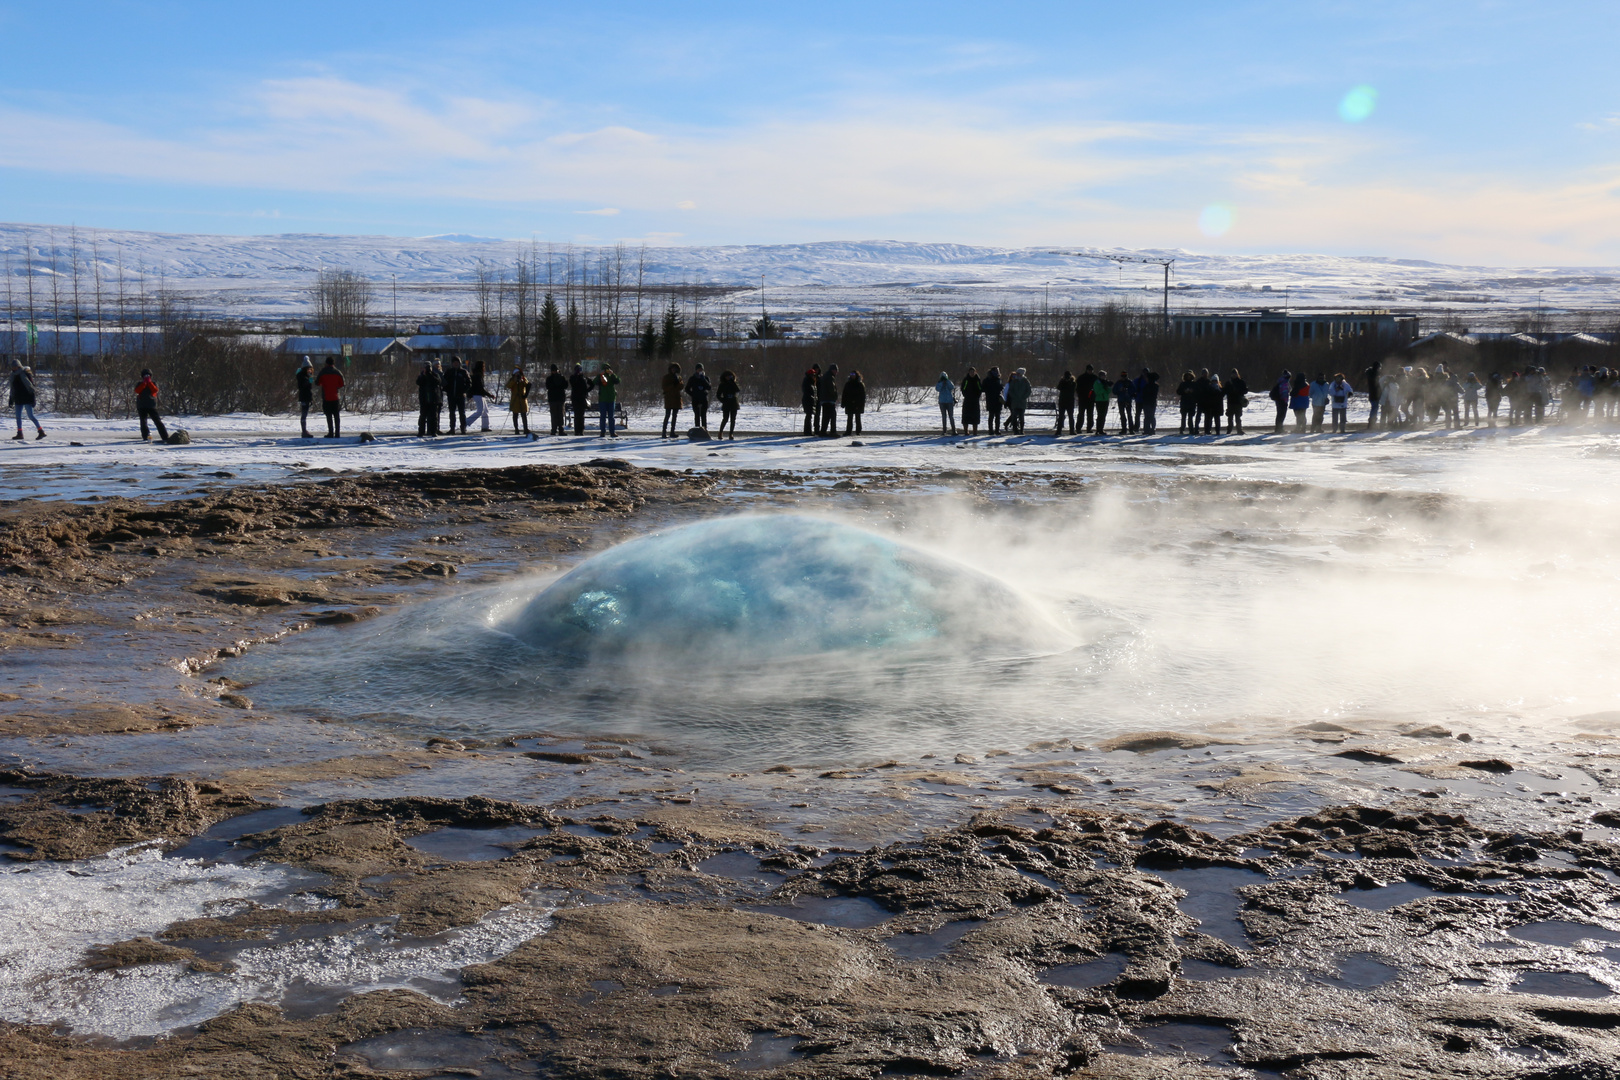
1050, 250, 1175, 330
392, 274, 398, 329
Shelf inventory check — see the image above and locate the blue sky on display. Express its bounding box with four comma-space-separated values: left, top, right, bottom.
2, 0, 1618, 263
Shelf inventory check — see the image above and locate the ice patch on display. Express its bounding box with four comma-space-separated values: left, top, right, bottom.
0, 843, 551, 1040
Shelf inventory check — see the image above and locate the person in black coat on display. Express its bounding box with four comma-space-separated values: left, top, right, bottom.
1055, 371, 1077, 435
685, 364, 712, 429
416, 361, 442, 436
817, 363, 840, 436
9, 359, 44, 440
545, 364, 569, 435
841, 370, 867, 435
1225, 369, 1249, 434
960, 367, 982, 434
1196, 369, 1222, 434
716, 370, 741, 438
444, 357, 472, 434
569, 364, 592, 435
982, 367, 1004, 434
294, 356, 314, 438
1138, 369, 1161, 435
801, 365, 820, 436
1076, 365, 1097, 432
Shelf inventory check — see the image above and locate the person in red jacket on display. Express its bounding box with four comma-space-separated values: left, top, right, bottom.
315, 357, 345, 437
134, 369, 169, 443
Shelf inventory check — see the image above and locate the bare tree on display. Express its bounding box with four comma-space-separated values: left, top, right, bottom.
312, 269, 374, 339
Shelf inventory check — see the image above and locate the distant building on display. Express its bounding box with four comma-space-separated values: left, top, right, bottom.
401, 334, 513, 367
277, 333, 514, 367
1171, 309, 1419, 345
0, 329, 160, 363
278, 336, 412, 363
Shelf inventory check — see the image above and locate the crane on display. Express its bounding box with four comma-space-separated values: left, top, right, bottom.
1048, 250, 1175, 329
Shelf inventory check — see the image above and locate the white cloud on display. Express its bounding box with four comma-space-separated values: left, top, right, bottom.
0, 74, 1618, 263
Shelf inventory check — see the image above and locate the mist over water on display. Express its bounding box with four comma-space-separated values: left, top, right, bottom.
234, 449, 1620, 766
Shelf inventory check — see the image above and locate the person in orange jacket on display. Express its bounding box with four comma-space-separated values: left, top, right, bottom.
134, 369, 169, 443
315, 357, 345, 437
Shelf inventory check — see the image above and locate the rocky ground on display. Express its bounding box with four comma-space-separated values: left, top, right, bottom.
2, 463, 1618, 1079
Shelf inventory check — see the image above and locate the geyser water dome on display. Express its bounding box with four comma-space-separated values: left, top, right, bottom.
225, 514, 1078, 764
508, 514, 1064, 662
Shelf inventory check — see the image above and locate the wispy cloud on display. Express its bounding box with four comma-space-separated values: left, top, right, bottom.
0, 72, 1617, 263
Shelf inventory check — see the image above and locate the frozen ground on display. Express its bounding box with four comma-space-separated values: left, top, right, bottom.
4, 408, 1620, 1064
5, 400, 1619, 506
4, 223, 1617, 328
0, 840, 554, 1039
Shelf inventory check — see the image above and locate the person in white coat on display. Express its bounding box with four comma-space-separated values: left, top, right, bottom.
1327, 373, 1354, 434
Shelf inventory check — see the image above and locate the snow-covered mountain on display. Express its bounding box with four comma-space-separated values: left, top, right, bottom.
1, 223, 1615, 327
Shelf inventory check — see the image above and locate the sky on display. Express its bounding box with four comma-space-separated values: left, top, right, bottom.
1, 1, 1618, 265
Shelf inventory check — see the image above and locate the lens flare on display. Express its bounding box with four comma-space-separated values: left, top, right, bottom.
1197, 204, 1233, 238
1339, 85, 1377, 122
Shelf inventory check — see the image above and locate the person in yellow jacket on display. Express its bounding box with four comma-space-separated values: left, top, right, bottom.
506, 366, 531, 436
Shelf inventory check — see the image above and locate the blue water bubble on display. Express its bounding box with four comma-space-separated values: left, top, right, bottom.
510, 514, 1062, 662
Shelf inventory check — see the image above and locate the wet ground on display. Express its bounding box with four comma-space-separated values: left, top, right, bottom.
2, 455, 1619, 1078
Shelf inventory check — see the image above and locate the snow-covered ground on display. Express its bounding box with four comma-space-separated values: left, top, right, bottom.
6, 400, 1620, 507
4, 223, 1617, 329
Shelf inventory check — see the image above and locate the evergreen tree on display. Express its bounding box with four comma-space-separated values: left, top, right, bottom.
658, 302, 682, 359
750, 314, 780, 340
538, 293, 563, 363
639, 320, 659, 359
565, 299, 581, 361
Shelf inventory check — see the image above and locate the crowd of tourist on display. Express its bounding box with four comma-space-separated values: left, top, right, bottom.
7, 352, 1620, 445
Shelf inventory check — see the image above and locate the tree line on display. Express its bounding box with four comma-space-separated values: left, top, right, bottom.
5, 229, 1616, 419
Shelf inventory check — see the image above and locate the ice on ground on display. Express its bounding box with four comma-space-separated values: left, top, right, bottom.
0, 843, 552, 1040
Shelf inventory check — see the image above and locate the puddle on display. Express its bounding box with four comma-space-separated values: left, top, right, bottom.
1041, 952, 1129, 988
745, 895, 892, 929
1511, 971, 1614, 998
404, 825, 547, 862
1140, 867, 1268, 948
165, 806, 310, 862
697, 850, 789, 885
1178, 958, 1268, 981
1339, 880, 1499, 912
336, 1027, 540, 1077
1114, 1020, 1237, 1065
651, 983, 680, 997
884, 919, 981, 960
1317, 953, 1401, 990
1509, 921, 1620, 948
575, 978, 624, 1005
714, 1031, 803, 1070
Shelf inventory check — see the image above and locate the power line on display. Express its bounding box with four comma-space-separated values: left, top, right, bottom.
1050, 250, 1175, 329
